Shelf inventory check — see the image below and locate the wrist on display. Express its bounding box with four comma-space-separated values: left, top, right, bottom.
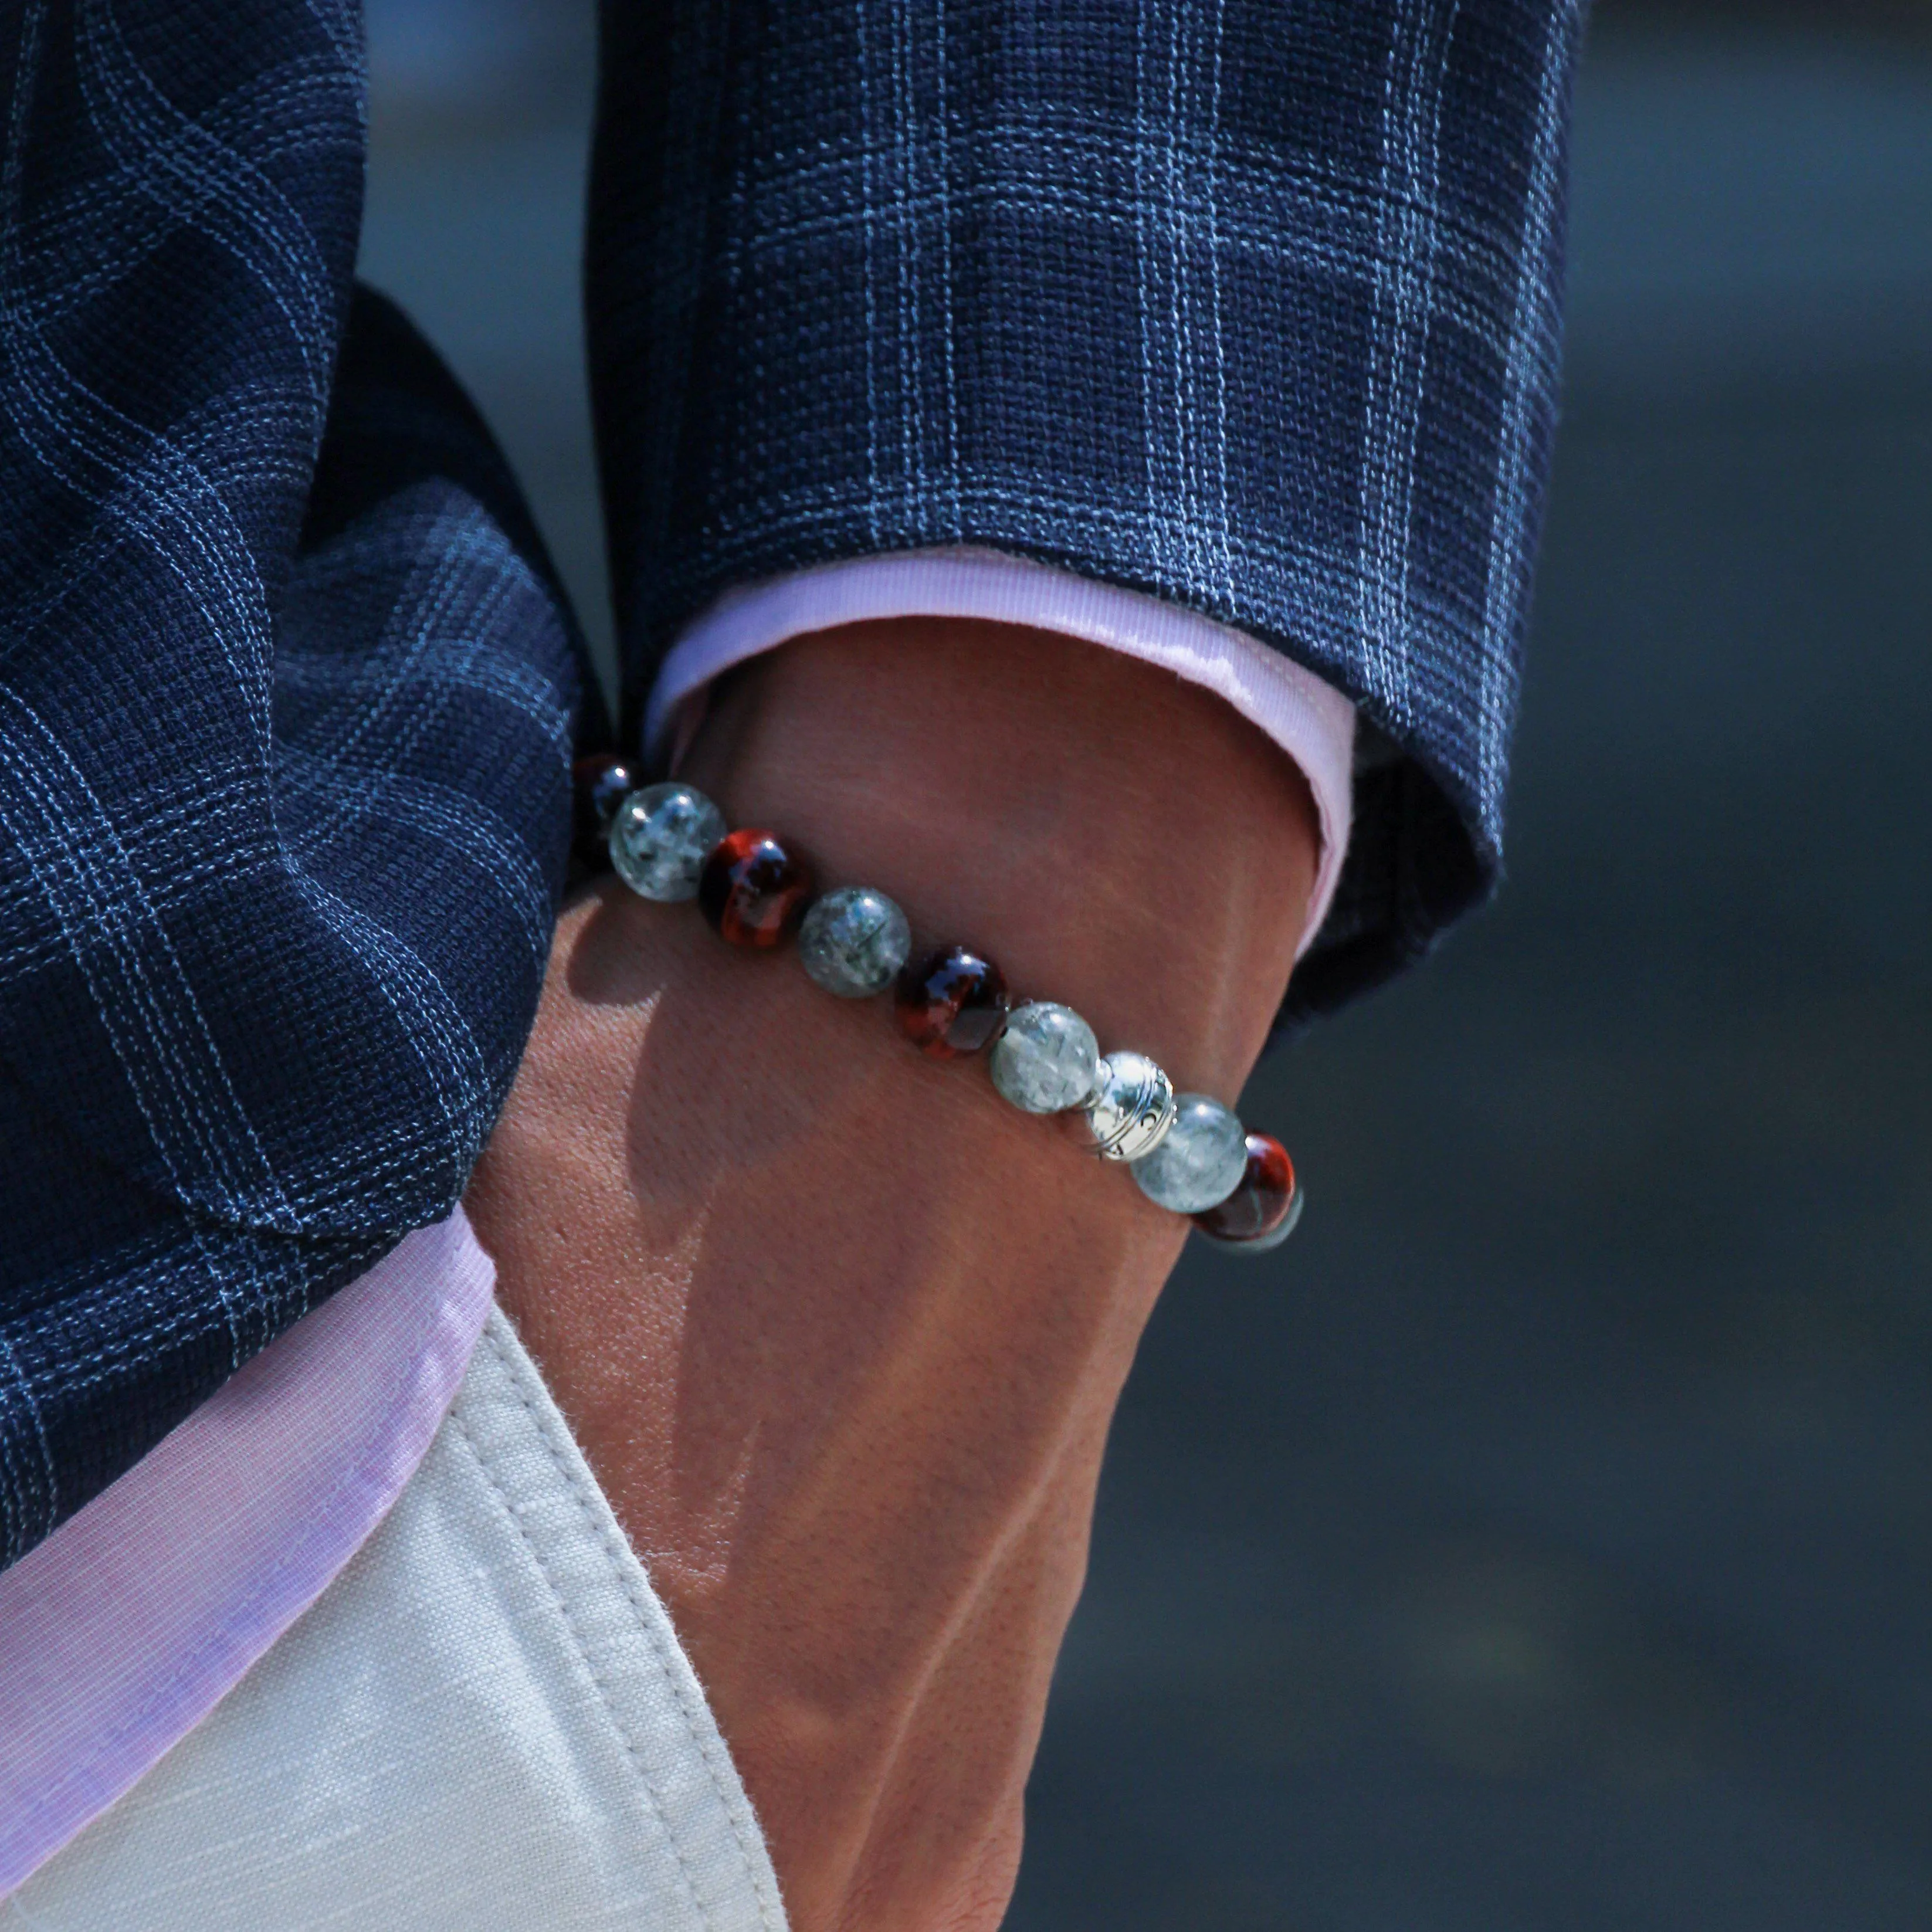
473, 616, 1323, 1932
674, 617, 1318, 1095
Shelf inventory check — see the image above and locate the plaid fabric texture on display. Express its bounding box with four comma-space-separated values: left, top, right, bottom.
0, 5, 584, 1568
591, 0, 1586, 1023
1, 0, 1582, 1572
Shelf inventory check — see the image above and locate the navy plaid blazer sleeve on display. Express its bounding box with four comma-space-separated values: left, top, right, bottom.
0, 0, 1584, 1574
0, 5, 590, 1568
589, 0, 1587, 1025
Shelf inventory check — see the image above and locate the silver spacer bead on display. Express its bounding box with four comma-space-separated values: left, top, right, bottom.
1082, 1051, 1177, 1162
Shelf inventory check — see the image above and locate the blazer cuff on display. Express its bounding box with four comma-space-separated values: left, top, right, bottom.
644, 547, 1356, 958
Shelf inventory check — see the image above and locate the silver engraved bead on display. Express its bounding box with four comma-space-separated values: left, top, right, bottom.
1130, 1093, 1248, 1212
989, 1002, 1100, 1113
1082, 1051, 1177, 1162
609, 782, 726, 902
798, 886, 911, 996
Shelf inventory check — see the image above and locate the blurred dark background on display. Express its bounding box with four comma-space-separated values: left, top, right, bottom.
361, 3, 1932, 1924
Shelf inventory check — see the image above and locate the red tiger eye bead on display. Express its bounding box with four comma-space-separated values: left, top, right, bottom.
1191, 1133, 1301, 1250
698, 829, 813, 948
894, 945, 1010, 1059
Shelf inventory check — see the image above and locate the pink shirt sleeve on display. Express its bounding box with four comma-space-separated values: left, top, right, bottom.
0, 1214, 496, 1898
649, 548, 1357, 955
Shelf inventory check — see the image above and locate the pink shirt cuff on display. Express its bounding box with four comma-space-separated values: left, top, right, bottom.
0, 1213, 496, 1898
646, 548, 1357, 955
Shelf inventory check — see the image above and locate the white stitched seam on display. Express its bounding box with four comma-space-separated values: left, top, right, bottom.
446, 1392, 720, 1932
475, 1320, 784, 1932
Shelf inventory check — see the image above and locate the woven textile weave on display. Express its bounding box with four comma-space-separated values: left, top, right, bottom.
0, 5, 585, 1568
0, 0, 1583, 1574
591, 0, 1586, 1021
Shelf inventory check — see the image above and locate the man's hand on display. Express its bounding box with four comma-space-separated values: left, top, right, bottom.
465, 618, 1318, 1930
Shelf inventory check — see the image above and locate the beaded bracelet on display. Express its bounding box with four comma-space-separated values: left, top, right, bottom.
575, 757, 1303, 1253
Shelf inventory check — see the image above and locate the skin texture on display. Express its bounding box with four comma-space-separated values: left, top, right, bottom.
465, 618, 1319, 1931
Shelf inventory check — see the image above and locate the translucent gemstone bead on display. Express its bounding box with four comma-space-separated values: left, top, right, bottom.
1130, 1093, 1248, 1212
798, 886, 911, 997
609, 781, 726, 902
989, 1002, 1100, 1114
895, 945, 1009, 1058
572, 754, 637, 867
1082, 1052, 1177, 1162
1191, 1133, 1301, 1251
699, 828, 814, 947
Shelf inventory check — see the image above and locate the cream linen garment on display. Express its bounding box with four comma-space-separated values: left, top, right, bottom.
10, 1311, 788, 1932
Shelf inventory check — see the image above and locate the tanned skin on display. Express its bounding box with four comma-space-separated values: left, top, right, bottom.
466, 618, 1318, 1931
